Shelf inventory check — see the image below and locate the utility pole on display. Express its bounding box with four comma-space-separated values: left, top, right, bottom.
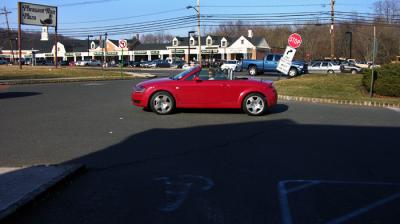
197, 0, 201, 66
330, 0, 335, 60
370, 26, 377, 98
104, 32, 108, 66
1, 7, 15, 64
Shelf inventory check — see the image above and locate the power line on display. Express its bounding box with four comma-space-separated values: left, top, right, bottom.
59, 8, 187, 25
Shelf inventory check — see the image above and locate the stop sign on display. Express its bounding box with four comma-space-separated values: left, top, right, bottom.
288, 33, 302, 49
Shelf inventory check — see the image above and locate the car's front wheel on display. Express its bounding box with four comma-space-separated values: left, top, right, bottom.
150, 91, 175, 115
327, 70, 334, 74
242, 93, 267, 116
351, 69, 357, 74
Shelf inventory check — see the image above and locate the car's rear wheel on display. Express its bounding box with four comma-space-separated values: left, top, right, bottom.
242, 93, 267, 116
327, 70, 334, 74
351, 69, 357, 74
248, 66, 257, 76
150, 91, 175, 115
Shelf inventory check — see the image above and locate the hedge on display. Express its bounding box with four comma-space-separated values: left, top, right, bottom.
362, 64, 400, 97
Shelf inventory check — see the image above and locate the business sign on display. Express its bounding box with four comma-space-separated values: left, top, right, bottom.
150, 51, 160, 55
119, 39, 127, 48
277, 46, 297, 75
288, 33, 302, 49
20, 2, 57, 27
134, 51, 147, 55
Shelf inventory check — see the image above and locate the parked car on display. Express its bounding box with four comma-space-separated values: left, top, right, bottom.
171, 60, 184, 69
241, 54, 307, 77
220, 60, 241, 72
140, 61, 152, 68
347, 59, 370, 69
131, 65, 277, 116
129, 61, 141, 67
0, 59, 8, 65
58, 61, 69, 66
340, 62, 363, 74
308, 61, 341, 74
76, 59, 101, 66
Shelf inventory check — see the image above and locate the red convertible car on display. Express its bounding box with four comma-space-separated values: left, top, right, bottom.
131, 65, 277, 116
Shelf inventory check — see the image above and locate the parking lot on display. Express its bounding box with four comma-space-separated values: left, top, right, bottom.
1, 77, 399, 223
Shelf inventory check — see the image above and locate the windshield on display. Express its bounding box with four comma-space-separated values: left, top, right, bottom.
171, 66, 198, 80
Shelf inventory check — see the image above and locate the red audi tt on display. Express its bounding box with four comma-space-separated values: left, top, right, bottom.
131, 65, 277, 116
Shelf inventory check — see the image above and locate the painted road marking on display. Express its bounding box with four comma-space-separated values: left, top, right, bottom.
154, 175, 214, 212
278, 180, 400, 224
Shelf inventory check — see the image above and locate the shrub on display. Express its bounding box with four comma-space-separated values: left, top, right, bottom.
362, 64, 400, 97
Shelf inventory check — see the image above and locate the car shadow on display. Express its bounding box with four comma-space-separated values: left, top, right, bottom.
173, 104, 288, 115
4, 119, 400, 224
0, 92, 42, 100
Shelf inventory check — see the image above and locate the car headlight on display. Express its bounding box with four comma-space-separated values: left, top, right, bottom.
134, 85, 146, 93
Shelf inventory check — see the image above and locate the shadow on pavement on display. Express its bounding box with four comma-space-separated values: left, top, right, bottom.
151, 104, 289, 115
4, 119, 400, 224
0, 92, 42, 100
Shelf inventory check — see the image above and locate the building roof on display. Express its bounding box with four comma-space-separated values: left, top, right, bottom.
133, 43, 170, 51
108, 38, 140, 50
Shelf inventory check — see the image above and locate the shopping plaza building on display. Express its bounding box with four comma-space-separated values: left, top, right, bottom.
0, 31, 271, 63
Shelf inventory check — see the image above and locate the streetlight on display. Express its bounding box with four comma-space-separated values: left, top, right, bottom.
87, 35, 93, 61
188, 31, 195, 63
186, 1, 201, 66
345, 31, 352, 59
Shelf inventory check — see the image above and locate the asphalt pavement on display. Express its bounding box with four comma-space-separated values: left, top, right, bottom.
0, 78, 399, 224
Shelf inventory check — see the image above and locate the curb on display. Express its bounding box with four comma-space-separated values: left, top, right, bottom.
278, 95, 400, 108
0, 164, 86, 221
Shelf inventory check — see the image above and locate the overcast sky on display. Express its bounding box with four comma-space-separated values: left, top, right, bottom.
2, 0, 377, 39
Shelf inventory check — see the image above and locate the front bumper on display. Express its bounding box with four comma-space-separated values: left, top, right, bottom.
131, 92, 148, 107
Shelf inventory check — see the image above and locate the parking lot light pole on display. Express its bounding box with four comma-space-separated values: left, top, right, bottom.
186, 1, 201, 66
345, 31, 352, 59
188, 31, 195, 63
87, 35, 93, 61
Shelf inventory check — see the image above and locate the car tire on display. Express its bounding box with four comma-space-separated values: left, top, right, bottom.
248, 66, 257, 76
288, 68, 298, 78
242, 93, 267, 116
351, 69, 357, 74
327, 70, 334, 74
150, 91, 175, 115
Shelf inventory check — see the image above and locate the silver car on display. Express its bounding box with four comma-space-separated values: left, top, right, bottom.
308, 61, 341, 74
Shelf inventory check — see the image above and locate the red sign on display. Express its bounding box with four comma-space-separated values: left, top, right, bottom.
288, 33, 302, 49
119, 39, 127, 48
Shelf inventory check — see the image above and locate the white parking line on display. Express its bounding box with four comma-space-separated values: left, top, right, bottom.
388, 107, 400, 113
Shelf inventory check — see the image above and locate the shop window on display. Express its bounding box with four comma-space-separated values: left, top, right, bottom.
190, 40, 194, 45
207, 39, 212, 45
173, 40, 178, 46
241, 39, 244, 44
221, 41, 226, 47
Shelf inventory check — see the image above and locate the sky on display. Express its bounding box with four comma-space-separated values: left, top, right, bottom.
2, 0, 378, 40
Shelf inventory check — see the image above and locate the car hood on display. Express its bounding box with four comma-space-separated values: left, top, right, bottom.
137, 77, 173, 87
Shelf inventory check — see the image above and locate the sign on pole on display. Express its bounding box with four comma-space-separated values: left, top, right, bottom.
18, 2, 58, 69
277, 33, 303, 75
119, 39, 127, 77
277, 46, 297, 75
119, 39, 127, 49
20, 2, 57, 27
288, 33, 302, 49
